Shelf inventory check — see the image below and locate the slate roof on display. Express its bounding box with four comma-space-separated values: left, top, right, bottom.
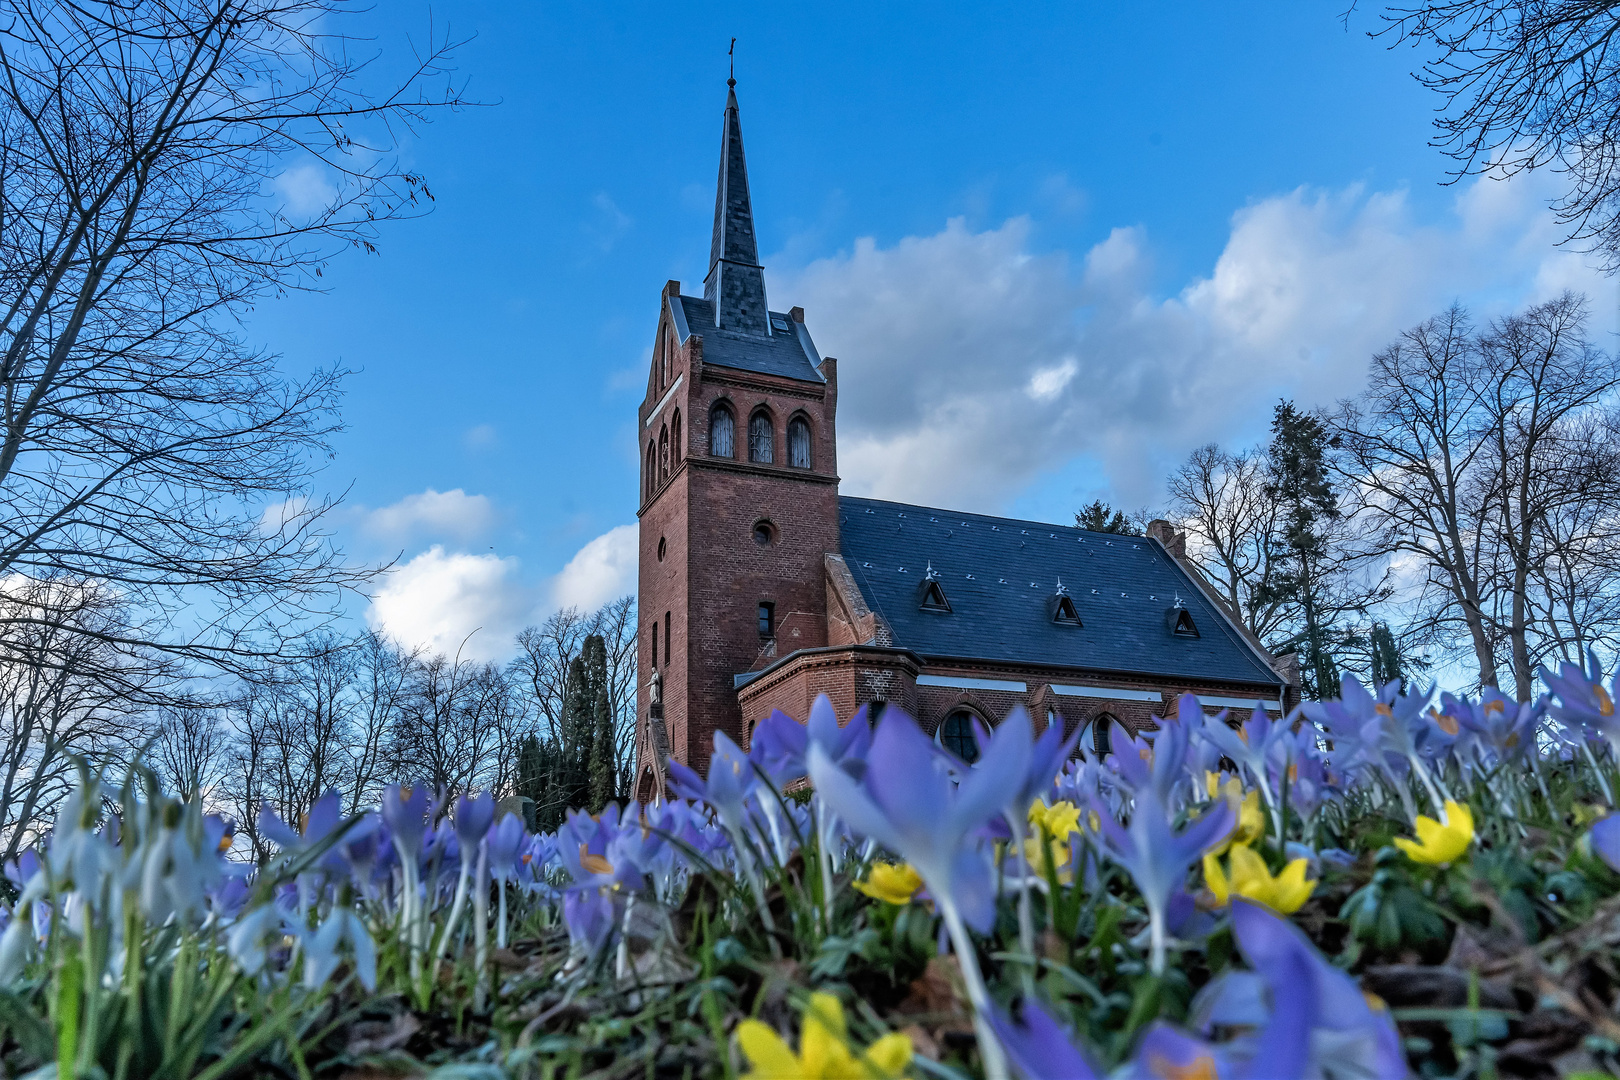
837, 496, 1283, 688
676, 295, 826, 384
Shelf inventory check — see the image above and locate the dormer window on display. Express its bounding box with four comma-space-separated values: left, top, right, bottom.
770, 314, 791, 332
1168, 597, 1199, 638
1049, 579, 1081, 625
919, 563, 951, 613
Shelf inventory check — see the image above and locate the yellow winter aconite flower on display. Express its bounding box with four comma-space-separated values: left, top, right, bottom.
1205, 775, 1264, 855
1027, 799, 1082, 839
736, 992, 912, 1079
852, 862, 923, 905
1394, 800, 1475, 865
1203, 845, 1315, 915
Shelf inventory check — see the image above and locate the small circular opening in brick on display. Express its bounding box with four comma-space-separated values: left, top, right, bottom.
657, 536, 667, 561
753, 520, 774, 546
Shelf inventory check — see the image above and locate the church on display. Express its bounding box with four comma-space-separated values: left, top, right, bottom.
633, 82, 1297, 800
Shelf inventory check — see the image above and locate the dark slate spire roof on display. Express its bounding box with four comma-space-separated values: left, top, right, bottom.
703, 83, 770, 336
837, 496, 1284, 688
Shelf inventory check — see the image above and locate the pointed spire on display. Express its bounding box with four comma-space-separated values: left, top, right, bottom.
704, 80, 770, 335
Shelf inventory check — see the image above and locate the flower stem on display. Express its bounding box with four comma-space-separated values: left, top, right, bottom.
938, 899, 1009, 1080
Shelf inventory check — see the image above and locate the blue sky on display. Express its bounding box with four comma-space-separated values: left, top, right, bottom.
250, 2, 1619, 660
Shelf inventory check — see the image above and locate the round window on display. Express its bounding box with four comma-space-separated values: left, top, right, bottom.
753, 520, 774, 546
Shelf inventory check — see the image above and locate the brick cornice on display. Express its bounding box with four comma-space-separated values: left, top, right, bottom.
736, 644, 922, 701
700, 364, 828, 401
686, 456, 840, 486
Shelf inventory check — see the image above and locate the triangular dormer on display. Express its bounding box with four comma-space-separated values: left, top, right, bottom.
919, 562, 951, 613
1168, 595, 1199, 638
1049, 578, 1081, 626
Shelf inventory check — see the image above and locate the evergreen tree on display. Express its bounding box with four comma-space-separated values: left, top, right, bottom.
589, 684, 615, 811
558, 653, 595, 813
1259, 400, 1343, 700
1075, 500, 1139, 534
1370, 622, 1405, 693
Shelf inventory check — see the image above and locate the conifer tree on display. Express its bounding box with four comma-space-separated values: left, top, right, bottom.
559, 653, 595, 813
1259, 400, 1343, 700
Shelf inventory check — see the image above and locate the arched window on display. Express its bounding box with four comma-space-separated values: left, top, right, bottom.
749, 410, 774, 464
940, 711, 980, 764
671, 409, 683, 465
1091, 713, 1116, 757
645, 441, 656, 499
658, 424, 669, 482
788, 416, 811, 469
709, 404, 735, 458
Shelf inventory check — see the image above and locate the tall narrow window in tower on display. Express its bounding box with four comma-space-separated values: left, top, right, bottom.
757, 601, 775, 639
709, 403, 734, 458
651, 622, 659, 669
645, 441, 656, 499
664, 611, 671, 666
658, 424, 670, 482
748, 410, 773, 463
788, 416, 811, 469
671, 409, 683, 465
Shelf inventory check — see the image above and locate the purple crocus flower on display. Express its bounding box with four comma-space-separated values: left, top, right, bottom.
1446, 690, 1541, 765
1541, 647, 1620, 742
1089, 770, 1235, 974
562, 888, 617, 963
811, 708, 1029, 932
985, 997, 1101, 1080
811, 707, 1032, 1080
1590, 814, 1620, 872
749, 709, 810, 784
1180, 898, 1404, 1078
453, 792, 496, 857
486, 814, 527, 883
668, 731, 757, 835
258, 790, 354, 872
380, 784, 433, 864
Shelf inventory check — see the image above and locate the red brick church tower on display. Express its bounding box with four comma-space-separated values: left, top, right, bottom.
634, 80, 840, 799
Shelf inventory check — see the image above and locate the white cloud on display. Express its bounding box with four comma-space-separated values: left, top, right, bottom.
366, 546, 533, 662
549, 524, 637, 612
273, 162, 338, 218
777, 171, 1608, 510
363, 489, 494, 546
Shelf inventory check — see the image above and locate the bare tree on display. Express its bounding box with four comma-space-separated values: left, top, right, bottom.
1522, 409, 1620, 666
1476, 294, 1620, 695
0, 2, 467, 682
1385, 0, 1620, 267
591, 596, 639, 780
347, 631, 414, 811
153, 705, 229, 803
0, 579, 153, 861
1339, 294, 1620, 696
1338, 304, 1502, 689
1167, 444, 1288, 640
389, 652, 525, 796
513, 608, 591, 742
